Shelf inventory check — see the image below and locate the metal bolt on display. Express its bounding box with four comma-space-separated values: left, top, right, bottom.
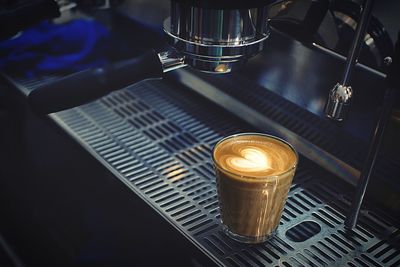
384, 56, 392, 66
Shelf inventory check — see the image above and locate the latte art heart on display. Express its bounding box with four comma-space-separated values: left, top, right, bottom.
213, 135, 297, 177
226, 147, 272, 173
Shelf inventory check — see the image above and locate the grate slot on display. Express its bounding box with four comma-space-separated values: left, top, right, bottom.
285, 202, 304, 215
138, 147, 165, 161
170, 205, 196, 217
353, 257, 373, 267
180, 180, 206, 192
176, 209, 201, 222
312, 212, 335, 228
383, 250, 400, 264
390, 259, 400, 267
250, 247, 273, 264
302, 190, 323, 205
159, 196, 185, 208
181, 214, 207, 227
319, 208, 342, 224
84, 132, 108, 143
337, 230, 363, 246
242, 250, 264, 266
226, 257, 241, 267
193, 223, 218, 237
118, 160, 142, 173
286, 221, 321, 242
186, 184, 211, 196
296, 252, 318, 267
126, 168, 153, 181
261, 244, 281, 260
317, 240, 343, 259
145, 184, 172, 196
331, 234, 355, 251
295, 192, 317, 208
360, 254, 383, 267
107, 152, 132, 163
304, 249, 328, 266
204, 238, 225, 256
290, 196, 311, 211
283, 207, 297, 218
289, 257, 304, 267
310, 244, 335, 262
153, 191, 180, 203
374, 244, 394, 258
355, 225, 374, 239
141, 183, 167, 195
164, 200, 191, 212
113, 157, 140, 169
273, 237, 294, 252
153, 159, 177, 173
325, 237, 349, 254
233, 253, 253, 267
210, 235, 232, 252
203, 200, 219, 210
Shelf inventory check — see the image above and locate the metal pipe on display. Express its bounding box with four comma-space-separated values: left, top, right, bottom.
324, 0, 374, 121
345, 32, 400, 229
341, 0, 374, 86
345, 85, 394, 229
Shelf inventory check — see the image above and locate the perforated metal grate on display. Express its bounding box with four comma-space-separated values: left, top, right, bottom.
49, 80, 400, 266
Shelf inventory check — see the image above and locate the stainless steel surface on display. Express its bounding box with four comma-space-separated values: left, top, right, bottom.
157, 49, 187, 73
325, 83, 353, 121
163, 1, 270, 73
312, 42, 386, 79
0, 233, 25, 267
171, 69, 360, 185
48, 80, 399, 266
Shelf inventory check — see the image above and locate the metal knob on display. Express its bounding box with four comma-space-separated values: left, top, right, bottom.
324, 83, 353, 121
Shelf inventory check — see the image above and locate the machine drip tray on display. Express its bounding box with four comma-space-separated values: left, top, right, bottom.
46, 79, 400, 266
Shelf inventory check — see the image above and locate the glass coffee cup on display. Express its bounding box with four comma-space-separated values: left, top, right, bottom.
212, 133, 298, 243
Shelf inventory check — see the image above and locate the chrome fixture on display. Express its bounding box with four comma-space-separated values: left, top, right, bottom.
163, 0, 270, 73
325, 83, 353, 121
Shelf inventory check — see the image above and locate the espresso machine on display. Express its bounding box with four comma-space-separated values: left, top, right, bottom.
0, 0, 399, 266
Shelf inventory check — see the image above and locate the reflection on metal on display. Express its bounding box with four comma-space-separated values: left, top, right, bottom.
163, 1, 270, 73
325, 83, 353, 121
311, 42, 386, 79
158, 49, 187, 73
333, 11, 381, 67
50, 80, 400, 266
173, 69, 360, 185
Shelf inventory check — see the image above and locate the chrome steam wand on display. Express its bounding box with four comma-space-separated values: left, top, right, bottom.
324, 0, 374, 121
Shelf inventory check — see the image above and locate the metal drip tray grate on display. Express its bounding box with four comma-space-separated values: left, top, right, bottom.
51, 80, 400, 266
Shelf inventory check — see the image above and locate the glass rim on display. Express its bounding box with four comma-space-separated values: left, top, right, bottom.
212, 132, 298, 180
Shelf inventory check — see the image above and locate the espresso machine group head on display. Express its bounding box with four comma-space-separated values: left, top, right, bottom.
162, 0, 270, 73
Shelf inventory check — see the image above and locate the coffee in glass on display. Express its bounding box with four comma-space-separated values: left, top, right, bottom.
212, 133, 298, 243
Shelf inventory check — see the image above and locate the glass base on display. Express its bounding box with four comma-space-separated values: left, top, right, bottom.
222, 224, 276, 244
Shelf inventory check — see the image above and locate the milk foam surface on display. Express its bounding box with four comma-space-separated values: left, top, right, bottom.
214, 135, 296, 177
